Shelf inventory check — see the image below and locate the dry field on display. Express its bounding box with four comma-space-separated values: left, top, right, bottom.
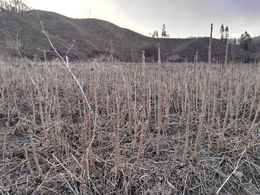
0, 61, 260, 194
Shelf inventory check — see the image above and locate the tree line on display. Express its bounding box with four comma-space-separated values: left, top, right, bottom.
150, 23, 254, 52
0, 0, 30, 12
150, 24, 170, 38
219, 24, 253, 51
219, 24, 260, 62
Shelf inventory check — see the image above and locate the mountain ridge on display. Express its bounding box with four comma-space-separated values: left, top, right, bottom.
0, 10, 252, 63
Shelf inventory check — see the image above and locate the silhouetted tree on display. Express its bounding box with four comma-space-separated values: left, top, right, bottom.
248, 36, 260, 53
161, 24, 170, 38
220, 24, 225, 41
162, 24, 166, 38
152, 30, 158, 38
225, 26, 229, 42
229, 38, 239, 46
240, 31, 252, 51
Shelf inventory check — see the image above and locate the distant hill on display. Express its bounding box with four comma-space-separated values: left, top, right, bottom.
0, 10, 253, 63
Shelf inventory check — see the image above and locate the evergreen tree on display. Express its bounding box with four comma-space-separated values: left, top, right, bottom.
220, 24, 225, 41
225, 26, 229, 41
152, 30, 158, 38
161, 24, 167, 38
240, 31, 252, 51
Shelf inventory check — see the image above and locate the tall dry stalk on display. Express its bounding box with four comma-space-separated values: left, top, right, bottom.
24, 144, 35, 182
133, 69, 138, 149
173, 131, 181, 171
192, 71, 208, 161
127, 73, 132, 139
115, 95, 121, 178
29, 84, 36, 126
82, 105, 89, 186
163, 84, 170, 130
157, 43, 162, 157
147, 74, 152, 123
135, 50, 146, 168
244, 98, 260, 142
219, 68, 232, 146
38, 96, 46, 137
248, 73, 258, 121
234, 78, 241, 122
193, 52, 198, 111
29, 134, 48, 187
182, 104, 190, 163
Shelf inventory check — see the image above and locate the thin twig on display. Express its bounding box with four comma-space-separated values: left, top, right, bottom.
38, 17, 92, 113
216, 148, 247, 195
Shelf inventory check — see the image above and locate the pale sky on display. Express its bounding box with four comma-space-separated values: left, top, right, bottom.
27, 0, 260, 39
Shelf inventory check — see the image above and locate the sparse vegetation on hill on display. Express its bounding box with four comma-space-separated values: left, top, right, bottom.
0, 10, 254, 63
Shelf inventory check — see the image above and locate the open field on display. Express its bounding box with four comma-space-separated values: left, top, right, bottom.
0, 61, 260, 194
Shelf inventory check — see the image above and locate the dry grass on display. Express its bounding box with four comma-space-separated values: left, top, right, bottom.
0, 61, 260, 194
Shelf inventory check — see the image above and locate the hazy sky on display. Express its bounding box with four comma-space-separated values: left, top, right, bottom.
27, 0, 260, 39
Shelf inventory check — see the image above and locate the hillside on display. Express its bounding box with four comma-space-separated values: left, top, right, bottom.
0, 10, 251, 62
